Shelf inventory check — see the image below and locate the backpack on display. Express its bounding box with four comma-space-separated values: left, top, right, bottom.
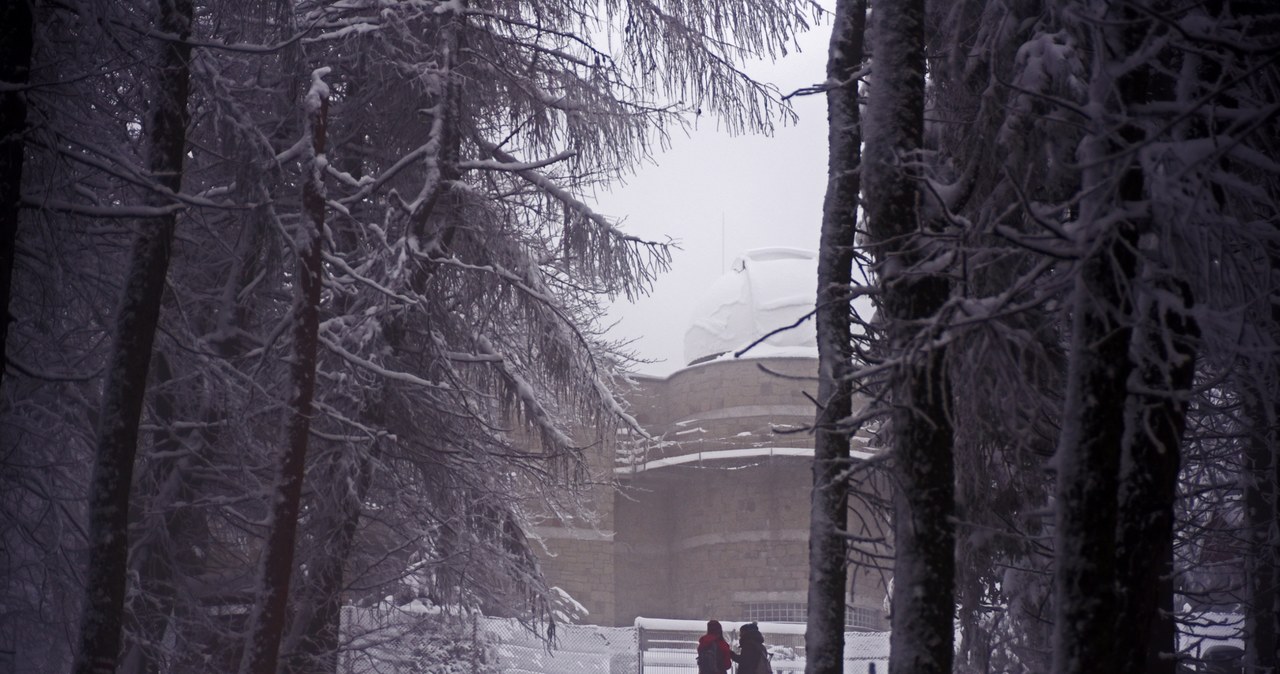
695, 639, 723, 673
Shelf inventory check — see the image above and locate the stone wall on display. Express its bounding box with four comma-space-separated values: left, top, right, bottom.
625, 356, 819, 460
614, 475, 676, 622
667, 459, 813, 620
536, 533, 616, 624
526, 397, 620, 625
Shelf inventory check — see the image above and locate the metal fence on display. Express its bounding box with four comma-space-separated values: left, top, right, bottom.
634, 618, 888, 674
482, 618, 638, 674
338, 605, 638, 674
337, 608, 891, 674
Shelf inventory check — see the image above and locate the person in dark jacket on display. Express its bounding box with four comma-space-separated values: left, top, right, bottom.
697, 619, 738, 673
737, 622, 772, 674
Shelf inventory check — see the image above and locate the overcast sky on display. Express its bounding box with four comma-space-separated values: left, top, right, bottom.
594, 23, 832, 376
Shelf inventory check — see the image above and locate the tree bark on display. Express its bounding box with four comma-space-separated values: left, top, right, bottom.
1050, 220, 1137, 674
278, 86, 379, 674
1115, 279, 1197, 674
238, 69, 328, 674
281, 394, 384, 674
1273, 392, 1280, 674
120, 349, 187, 674
806, 1, 865, 672
1231, 2, 1280, 669
120, 350, 224, 674
1252, 202, 1280, 674
1242, 372, 1278, 674
0, 0, 33, 390
73, 1, 193, 670
280, 440, 379, 674
863, 2, 955, 674
1051, 7, 1147, 674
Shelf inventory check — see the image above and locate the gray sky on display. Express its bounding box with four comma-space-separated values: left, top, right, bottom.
595, 25, 832, 376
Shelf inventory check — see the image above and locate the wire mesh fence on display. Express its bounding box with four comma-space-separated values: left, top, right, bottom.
633, 618, 888, 673
337, 607, 889, 674
483, 618, 638, 674
338, 604, 638, 674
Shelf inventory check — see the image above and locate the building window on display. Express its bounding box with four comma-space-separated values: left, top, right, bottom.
738, 603, 882, 630
740, 602, 807, 623
846, 606, 881, 631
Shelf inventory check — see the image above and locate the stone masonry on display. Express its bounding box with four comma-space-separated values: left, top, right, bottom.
534, 355, 891, 629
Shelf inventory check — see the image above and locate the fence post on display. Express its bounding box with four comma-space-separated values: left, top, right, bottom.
636, 623, 644, 674
471, 613, 479, 674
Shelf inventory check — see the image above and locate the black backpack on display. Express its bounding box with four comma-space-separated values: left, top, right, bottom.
696, 638, 723, 673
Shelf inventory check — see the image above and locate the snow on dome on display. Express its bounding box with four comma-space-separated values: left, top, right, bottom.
683, 247, 818, 366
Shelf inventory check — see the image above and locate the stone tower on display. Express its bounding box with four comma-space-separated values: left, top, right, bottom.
533, 249, 890, 629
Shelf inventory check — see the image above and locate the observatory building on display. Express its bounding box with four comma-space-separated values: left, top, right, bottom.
532, 249, 890, 629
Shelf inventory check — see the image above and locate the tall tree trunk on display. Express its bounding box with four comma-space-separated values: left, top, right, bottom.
1050, 212, 1137, 674
1253, 214, 1280, 674
1230, 1, 1280, 667
1115, 278, 1197, 674
864, 2, 955, 674
806, 1, 866, 672
279, 84, 377, 674
280, 438, 380, 674
238, 68, 328, 674
119, 349, 188, 674
1051, 6, 1146, 674
0, 0, 33, 390
120, 351, 222, 674
1242, 368, 1278, 674
72, 1, 193, 670
1273, 391, 1280, 674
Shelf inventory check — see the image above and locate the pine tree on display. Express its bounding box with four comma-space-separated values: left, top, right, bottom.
73, 0, 194, 670
863, 1, 956, 673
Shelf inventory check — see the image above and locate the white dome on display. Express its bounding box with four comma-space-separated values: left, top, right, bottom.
683, 248, 818, 365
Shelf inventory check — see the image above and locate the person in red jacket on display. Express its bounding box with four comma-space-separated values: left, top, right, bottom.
696, 620, 739, 673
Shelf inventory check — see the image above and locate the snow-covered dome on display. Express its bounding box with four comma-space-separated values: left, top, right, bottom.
683, 248, 818, 366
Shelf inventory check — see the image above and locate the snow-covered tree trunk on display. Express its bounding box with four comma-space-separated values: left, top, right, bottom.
806, 2, 865, 672
72, 1, 193, 670
279, 454, 376, 674
280, 428, 380, 674
1242, 378, 1277, 674
1245, 178, 1280, 674
1115, 278, 1197, 674
1265, 306, 1280, 674
803, 1, 865, 670
1272, 386, 1280, 674
806, 0, 867, 666
119, 350, 193, 674
1051, 6, 1147, 674
1047, 123, 1136, 674
238, 69, 329, 674
864, 1, 955, 673
279, 89, 380, 674
0, 0, 32, 390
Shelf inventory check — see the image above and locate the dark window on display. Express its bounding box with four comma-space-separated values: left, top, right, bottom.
737, 603, 883, 630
